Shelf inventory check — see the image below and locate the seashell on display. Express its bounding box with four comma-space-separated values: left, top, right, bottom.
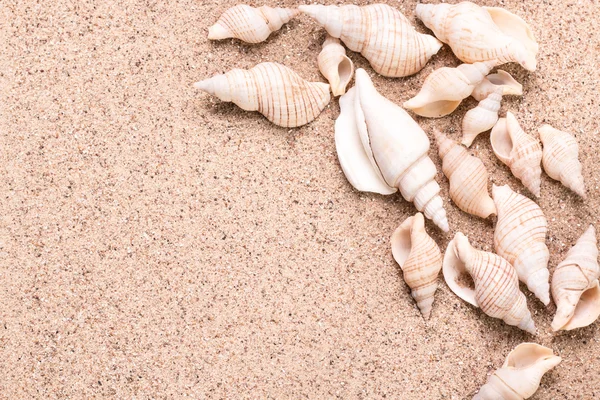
433, 130, 496, 219
403, 61, 497, 118
208, 5, 298, 44
194, 62, 330, 128
317, 35, 354, 97
473, 343, 561, 400
461, 88, 502, 147
472, 70, 523, 101
299, 4, 442, 78
335, 68, 449, 231
391, 213, 442, 319
492, 184, 550, 305
443, 232, 536, 333
416, 2, 538, 71
490, 112, 543, 197
551, 225, 600, 331
538, 124, 586, 198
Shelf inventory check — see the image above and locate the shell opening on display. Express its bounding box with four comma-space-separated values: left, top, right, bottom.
490, 118, 513, 160
390, 216, 417, 269
442, 234, 478, 307
505, 343, 555, 369
338, 57, 353, 86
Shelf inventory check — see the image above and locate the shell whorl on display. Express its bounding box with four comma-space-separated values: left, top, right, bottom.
317, 35, 354, 96
461, 88, 502, 147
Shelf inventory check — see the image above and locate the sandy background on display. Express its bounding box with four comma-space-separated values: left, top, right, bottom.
0, 0, 599, 398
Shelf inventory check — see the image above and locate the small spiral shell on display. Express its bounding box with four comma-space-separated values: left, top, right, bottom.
462, 88, 502, 147
317, 35, 354, 97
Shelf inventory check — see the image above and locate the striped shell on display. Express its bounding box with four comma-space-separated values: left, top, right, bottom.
317, 35, 354, 97
461, 88, 502, 147
472, 70, 523, 101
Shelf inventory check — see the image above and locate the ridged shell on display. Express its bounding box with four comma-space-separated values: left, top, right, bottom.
194, 62, 330, 128
551, 225, 600, 331
299, 4, 442, 77
434, 130, 496, 218
335, 69, 449, 231
490, 112, 543, 197
538, 124, 586, 198
492, 184, 550, 305
443, 232, 536, 334
391, 213, 442, 319
403, 61, 496, 118
472, 70, 523, 101
473, 343, 561, 400
462, 88, 502, 147
208, 5, 298, 43
317, 35, 354, 97
416, 2, 538, 71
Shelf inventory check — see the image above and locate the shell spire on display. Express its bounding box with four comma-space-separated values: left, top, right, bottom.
317, 35, 354, 97
461, 88, 502, 147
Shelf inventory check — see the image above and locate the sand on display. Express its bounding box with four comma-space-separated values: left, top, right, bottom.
0, 0, 599, 398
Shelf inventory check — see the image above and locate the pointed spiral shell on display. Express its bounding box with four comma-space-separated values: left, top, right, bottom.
461, 88, 502, 147
471, 70, 523, 101
317, 35, 354, 97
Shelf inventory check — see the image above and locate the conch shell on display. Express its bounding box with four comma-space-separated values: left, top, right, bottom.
538, 124, 586, 198
551, 225, 600, 331
208, 5, 298, 43
472, 70, 523, 101
299, 4, 442, 77
391, 213, 442, 319
416, 2, 538, 71
443, 232, 536, 334
492, 184, 550, 305
433, 130, 496, 219
403, 61, 496, 118
461, 88, 502, 147
335, 68, 449, 231
194, 62, 330, 128
318, 35, 354, 97
473, 343, 561, 400
490, 112, 543, 197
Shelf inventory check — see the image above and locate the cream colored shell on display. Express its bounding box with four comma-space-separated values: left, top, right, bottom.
538, 124, 586, 198
434, 130, 496, 218
403, 61, 496, 118
551, 225, 600, 331
462, 88, 502, 147
472, 70, 523, 101
317, 35, 354, 97
443, 232, 536, 334
335, 68, 449, 232
299, 4, 442, 77
391, 213, 442, 319
473, 343, 561, 400
194, 62, 330, 128
416, 2, 538, 71
490, 112, 543, 197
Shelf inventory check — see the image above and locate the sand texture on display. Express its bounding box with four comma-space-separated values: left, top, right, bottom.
1, 0, 599, 398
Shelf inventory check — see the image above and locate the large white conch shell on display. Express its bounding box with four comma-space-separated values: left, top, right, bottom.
493, 184, 550, 305
403, 61, 496, 118
208, 5, 298, 43
473, 343, 561, 400
490, 112, 543, 197
391, 213, 442, 319
318, 35, 354, 97
443, 232, 536, 334
434, 130, 496, 218
335, 68, 449, 232
472, 70, 523, 101
462, 88, 502, 147
551, 225, 600, 331
299, 4, 443, 77
416, 2, 538, 71
538, 124, 586, 198
194, 62, 330, 128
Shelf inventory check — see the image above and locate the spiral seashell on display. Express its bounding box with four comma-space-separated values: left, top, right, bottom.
443, 232, 536, 334
335, 68, 449, 231
461, 88, 502, 147
416, 2, 538, 71
433, 130, 496, 219
403, 61, 497, 118
551, 225, 600, 331
490, 112, 543, 197
317, 35, 354, 97
391, 213, 442, 319
472, 70, 523, 101
194, 62, 330, 128
208, 5, 298, 44
538, 124, 586, 198
473, 343, 561, 400
299, 4, 443, 78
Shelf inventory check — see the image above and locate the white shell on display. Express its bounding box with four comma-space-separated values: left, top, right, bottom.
318, 35, 354, 97
472, 70, 523, 101
335, 69, 449, 232
299, 4, 442, 77
194, 62, 330, 128
461, 88, 502, 147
